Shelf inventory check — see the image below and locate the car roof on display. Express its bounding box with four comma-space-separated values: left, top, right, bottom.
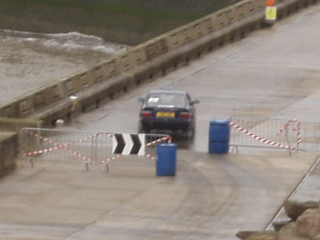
147, 89, 187, 95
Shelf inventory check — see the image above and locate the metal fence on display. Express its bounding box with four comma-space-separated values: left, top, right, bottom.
19, 128, 171, 170
20, 117, 320, 168
230, 117, 320, 153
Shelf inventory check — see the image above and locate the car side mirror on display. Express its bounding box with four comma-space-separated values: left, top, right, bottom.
191, 99, 200, 105
138, 97, 145, 102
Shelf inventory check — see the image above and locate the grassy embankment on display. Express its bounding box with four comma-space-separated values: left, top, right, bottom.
0, 0, 235, 45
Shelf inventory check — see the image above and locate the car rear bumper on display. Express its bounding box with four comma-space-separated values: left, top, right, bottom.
140, 118, 191, 131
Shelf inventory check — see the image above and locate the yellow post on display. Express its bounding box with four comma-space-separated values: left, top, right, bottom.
265, 6, 277, 22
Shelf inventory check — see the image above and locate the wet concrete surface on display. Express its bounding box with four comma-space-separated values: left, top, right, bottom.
0, 4, 320, 240
0, 150, 317, 240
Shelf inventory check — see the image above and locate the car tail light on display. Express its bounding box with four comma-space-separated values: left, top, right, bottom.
180, 112, 191, 119
141, 110, 152, 117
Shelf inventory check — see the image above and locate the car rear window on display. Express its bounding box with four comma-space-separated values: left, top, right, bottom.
146, 93, 187, 108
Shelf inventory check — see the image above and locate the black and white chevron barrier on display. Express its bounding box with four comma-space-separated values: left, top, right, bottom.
112, 133, 145, 155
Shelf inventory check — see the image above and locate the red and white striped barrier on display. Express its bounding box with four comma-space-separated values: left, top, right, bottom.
145, 135, 172, 147
22, 130, 98, 163
21, 129, 171, 171
277, 119, 301, 146
22, 130, 113, 165
230, 119, 301, 151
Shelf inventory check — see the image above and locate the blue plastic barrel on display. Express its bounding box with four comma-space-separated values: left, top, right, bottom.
156, 143, 177, 176
209, 119, 230, 154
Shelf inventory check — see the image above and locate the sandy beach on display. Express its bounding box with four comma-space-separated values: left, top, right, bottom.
0, 31, 128, 105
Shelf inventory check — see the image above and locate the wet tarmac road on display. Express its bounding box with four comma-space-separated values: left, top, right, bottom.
1, 4, 320, 240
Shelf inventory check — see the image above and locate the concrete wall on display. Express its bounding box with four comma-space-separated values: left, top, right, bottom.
0, 0, 318, 175
0, 118, 42, 176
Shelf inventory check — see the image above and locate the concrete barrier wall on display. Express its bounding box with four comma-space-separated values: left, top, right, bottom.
0, 133, 18, 176
0, 0, 318, 175
0, 118, 42, 132
0, 118, 42, 175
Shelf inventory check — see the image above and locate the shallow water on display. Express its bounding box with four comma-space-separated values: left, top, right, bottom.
0, 29, 129, 55
0, 29, 129, 105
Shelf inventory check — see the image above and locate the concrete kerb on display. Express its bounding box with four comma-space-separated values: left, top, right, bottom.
29, 99, 74, 127
0, 118, 42, 177
0, 81, 65, 119
276, 0, 300, 19
277, 0, 319, 20
77, 73, 134, 113
0, 118, 42, 132
117, 47, 148, 71
126, 21, 260, 81
0, 0, 318, 176
0, 132, 18, 177
32, 86, 59, 112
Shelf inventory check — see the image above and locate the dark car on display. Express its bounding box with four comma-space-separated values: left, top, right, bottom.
138, 89, 199, 137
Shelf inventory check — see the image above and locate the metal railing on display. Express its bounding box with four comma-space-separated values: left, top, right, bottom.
19, 128, 171, 170
230, 117, 320, 154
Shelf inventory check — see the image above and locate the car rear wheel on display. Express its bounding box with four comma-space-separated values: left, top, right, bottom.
138, 123, 149, 133
189, 127, 195, 139
183, 126, 195, 139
